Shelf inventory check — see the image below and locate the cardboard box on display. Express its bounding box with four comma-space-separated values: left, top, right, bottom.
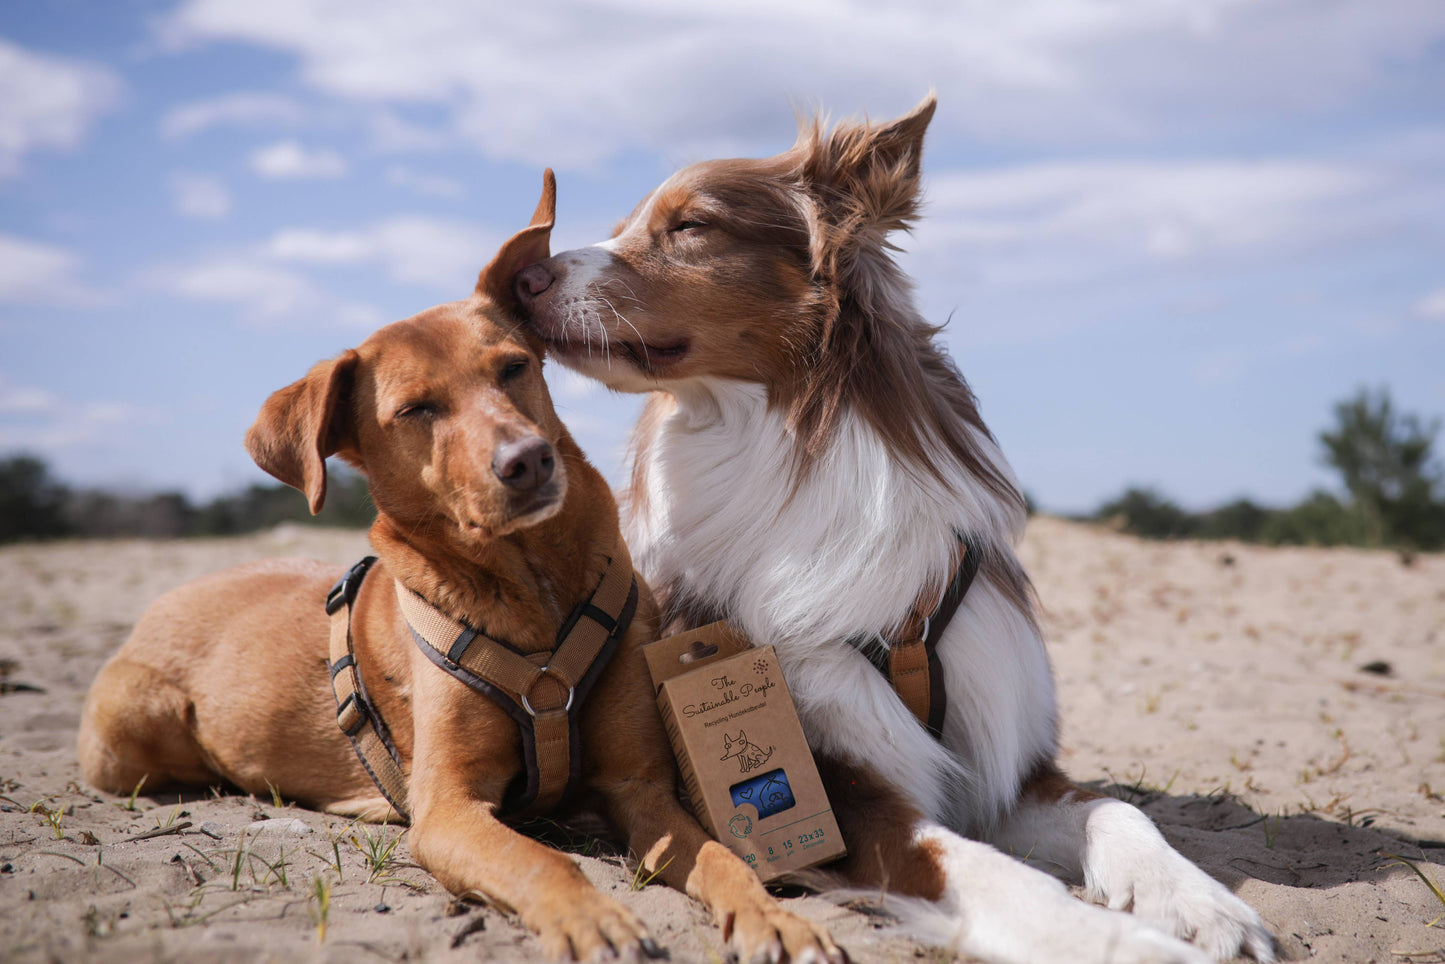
643, 622, 846, 881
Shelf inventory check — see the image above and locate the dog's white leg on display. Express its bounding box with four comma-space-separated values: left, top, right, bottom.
916, 823, 1210, 964
989, 791, 1277, 962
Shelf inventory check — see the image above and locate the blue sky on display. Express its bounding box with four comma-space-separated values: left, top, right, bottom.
2, 1, 1443, 514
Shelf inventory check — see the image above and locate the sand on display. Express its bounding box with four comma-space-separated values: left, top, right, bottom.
1, 517, 1441, 963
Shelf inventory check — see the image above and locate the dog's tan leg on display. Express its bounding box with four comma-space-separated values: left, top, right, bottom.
603, 777, 846, 963
320, 795, 401, 823
79, 657, 216, 793
409, 787, 654, 961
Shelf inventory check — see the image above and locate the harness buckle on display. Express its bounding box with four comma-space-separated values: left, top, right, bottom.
326, 557, 377, 616
520, 670, 575, 717
336, 692, 367, 737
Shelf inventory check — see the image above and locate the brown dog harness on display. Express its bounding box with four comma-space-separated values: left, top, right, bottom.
326, 542, 640, 819
857, 536, 980, 739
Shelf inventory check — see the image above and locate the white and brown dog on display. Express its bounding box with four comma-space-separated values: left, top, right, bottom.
518, 99, 1276, 964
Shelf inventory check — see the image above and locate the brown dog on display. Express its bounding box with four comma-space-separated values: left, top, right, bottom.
78, 173, 843, 964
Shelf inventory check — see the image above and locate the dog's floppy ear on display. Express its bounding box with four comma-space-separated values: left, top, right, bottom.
245, 350, 359, 515
477, 167, 556, 305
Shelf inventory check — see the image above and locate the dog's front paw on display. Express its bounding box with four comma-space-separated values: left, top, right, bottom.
530, 891, 658, 962
1097, 855, 1275, 963
1084, 804, 1276, 962
721, 900, 847, 964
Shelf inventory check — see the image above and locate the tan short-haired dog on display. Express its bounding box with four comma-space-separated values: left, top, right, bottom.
78, 173, 842, 964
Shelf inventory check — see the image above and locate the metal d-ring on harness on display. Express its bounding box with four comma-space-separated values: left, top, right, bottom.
325, 540, 640, 819
856, 535, 981, 740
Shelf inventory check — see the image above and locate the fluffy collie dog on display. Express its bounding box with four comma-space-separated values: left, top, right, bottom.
519, 96, 1274, 964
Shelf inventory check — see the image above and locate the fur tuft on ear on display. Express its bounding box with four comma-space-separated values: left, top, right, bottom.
477, 168, 556, 306
777, 93, 1021, 513
244, 350, 358, 515
790, 93, 936, 290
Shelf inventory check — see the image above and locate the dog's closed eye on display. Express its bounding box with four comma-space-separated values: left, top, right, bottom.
396, 401, 440, 420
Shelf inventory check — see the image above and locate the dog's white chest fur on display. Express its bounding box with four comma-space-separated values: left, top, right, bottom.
626, 379, 1059, 831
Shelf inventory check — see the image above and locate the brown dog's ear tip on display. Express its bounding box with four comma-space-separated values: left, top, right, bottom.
533, 168, 558, 230
891, 93, 937, 133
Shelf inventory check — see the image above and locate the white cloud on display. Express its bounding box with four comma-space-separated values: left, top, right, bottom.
0, 374, 144, 452
0, 379, 58, 414
249, 140, 347, 179
369, 111, 450, 152
264, 217, 497, 289
160, 91, 305, 139
158, 0, 1445, 166
265, 228, 372, 264
1416, 288, 1445, 320
0, 233, 104, 305
0, 38, 120, 177
169, 172, 232, 219
145, 254, 383, 328
146, 214, 501, 329
913, 158, 1382, 288
386, 165, 463, 199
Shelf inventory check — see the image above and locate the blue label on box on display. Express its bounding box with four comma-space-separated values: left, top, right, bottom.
730, 768, 795, 818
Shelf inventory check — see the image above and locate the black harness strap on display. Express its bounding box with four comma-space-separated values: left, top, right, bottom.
857, 535, 981, 740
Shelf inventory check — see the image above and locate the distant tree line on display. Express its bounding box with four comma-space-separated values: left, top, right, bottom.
4, 387, 1441, 550
0, 456, 373, 543
1090, 388, 1445, 551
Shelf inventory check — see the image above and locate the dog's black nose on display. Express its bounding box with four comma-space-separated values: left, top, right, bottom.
515, 263, 554, 307
492, 436, 555, 491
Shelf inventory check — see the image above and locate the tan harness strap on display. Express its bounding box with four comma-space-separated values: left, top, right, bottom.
887, 636, 934, 731
325, 557, 409, 819
856, 537, 980, 738
396, 536, 639, 814
395, 590, 546, 696
545, 539, 635, 688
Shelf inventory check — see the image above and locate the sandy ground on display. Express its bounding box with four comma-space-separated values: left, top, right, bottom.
1, 517, 1442, 963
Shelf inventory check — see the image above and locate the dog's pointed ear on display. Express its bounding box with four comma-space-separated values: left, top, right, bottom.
864, 93, 936, 181
795, 93, 935, 190
245, 350, 359, 515
477, 167, 556, 305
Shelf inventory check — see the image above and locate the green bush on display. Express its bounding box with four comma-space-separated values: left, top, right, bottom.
0, 457, 373, 543
1320, 388, 1444, 549
0, 455, 71, 542
1094, 487, 1196, 539
1087, 387, 1444, 552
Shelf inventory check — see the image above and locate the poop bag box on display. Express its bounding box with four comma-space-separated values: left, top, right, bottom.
643, 622, 846, 881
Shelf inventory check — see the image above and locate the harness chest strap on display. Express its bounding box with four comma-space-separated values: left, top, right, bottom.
877, 537, 981, 738
394, 538, 639, 815
324, 541, 639, 819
